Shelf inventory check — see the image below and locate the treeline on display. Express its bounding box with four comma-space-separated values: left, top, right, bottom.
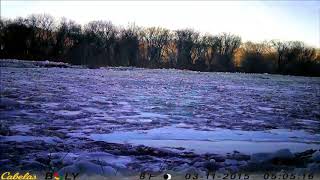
1, 14, 319, 76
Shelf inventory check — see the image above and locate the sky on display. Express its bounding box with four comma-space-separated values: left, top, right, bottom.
1, 1, 320, 48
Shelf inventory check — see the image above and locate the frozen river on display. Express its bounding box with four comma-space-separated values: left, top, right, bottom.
1, 60, 320, 178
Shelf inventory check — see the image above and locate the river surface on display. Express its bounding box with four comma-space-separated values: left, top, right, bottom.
1, 59, 320, 178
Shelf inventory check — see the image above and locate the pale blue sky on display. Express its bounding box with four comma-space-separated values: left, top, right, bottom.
1, 1, 319, 48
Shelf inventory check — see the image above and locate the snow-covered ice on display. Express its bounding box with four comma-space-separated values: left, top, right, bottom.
90, 126, 320, 154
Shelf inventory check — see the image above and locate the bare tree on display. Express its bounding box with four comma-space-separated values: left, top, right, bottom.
83, 20, 118, 66
23, 14, 56, 59
117, 24, 140, 66
55, 18, 82, 60
191, 34, 212, 71
140, 27, 170, 66
175, 29, 199, 69
211, 33, 241, 71
271, 40, 290, 72
241, 41, 275, 73
162, 36, 177, 68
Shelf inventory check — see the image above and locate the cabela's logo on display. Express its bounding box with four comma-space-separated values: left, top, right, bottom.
1, 172, 37, 180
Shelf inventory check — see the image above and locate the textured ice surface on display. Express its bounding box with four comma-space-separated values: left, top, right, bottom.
1, 66, 320, 135
1, 60, 320, 174
0, 135, 62, 143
